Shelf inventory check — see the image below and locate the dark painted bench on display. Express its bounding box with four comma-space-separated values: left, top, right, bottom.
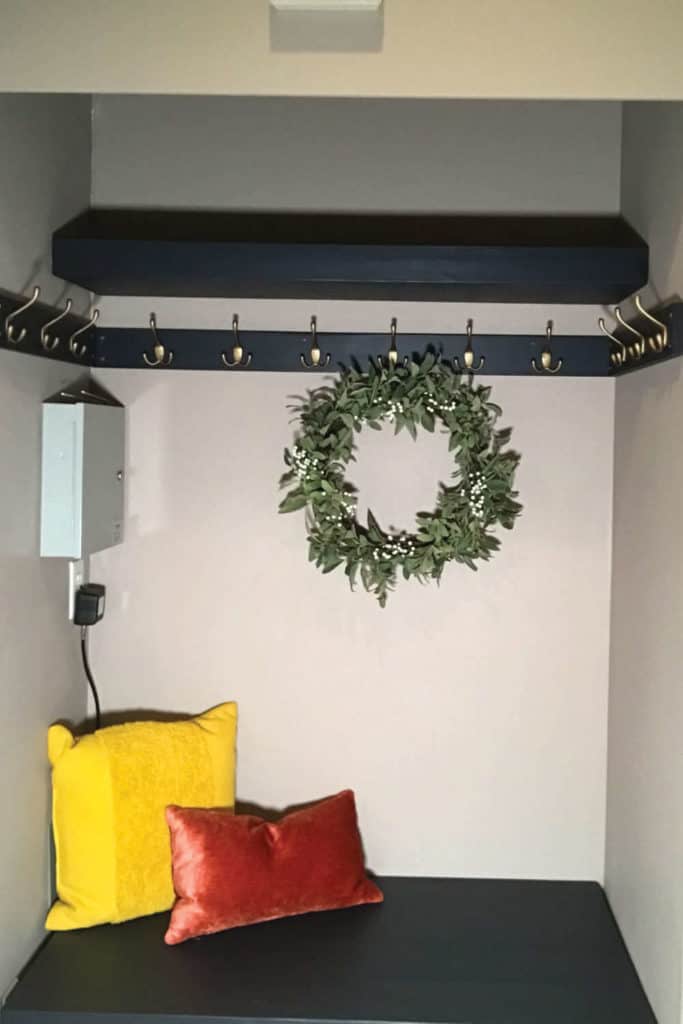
2, 877, 655, 1024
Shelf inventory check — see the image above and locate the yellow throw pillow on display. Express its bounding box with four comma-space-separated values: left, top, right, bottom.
46, 701, 237, 930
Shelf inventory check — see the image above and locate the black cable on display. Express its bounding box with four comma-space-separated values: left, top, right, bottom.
80, 625, 102, 731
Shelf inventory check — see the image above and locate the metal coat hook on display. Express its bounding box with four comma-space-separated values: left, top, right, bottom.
4, 285, 40, 344
377, 318, 407, 369
143, 313, 173, 367
598, 316, 628, 368
615, 306, 645, 361
635, 295, 669, 353
531, 321, 563, 374
453, 319, 484, 372
68, 307, 99, 359
300, 316, 330, 369
221, 315, 252, 368
40, 299, 72, 352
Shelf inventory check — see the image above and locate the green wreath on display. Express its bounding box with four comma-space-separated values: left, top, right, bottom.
279, 355, 522, 606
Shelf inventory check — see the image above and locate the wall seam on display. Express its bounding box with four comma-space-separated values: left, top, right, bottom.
617, 101, 624, 213
90, 94, 97, 206
602, 374, 617, 889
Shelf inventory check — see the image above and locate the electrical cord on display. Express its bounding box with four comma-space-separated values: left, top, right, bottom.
80, 625, 102, 731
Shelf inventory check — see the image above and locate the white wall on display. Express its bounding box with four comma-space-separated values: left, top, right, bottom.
0, 1, 682, 101
86, 93, 617, 882
606, 102, 683, 1024
91, 370, 614, 880
0, 95, 91, 998
92, 96, 622, 214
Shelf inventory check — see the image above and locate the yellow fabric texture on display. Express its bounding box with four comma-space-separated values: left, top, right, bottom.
46, 701, 237, 930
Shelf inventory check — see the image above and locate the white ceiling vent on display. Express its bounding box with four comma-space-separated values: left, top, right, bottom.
269, 0, 383, 52
271, 1, 382, 10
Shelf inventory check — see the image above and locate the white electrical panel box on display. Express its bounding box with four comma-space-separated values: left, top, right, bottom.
40, 388, 125, 559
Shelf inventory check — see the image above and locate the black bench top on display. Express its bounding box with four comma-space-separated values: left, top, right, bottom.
2, 877, 655, 1024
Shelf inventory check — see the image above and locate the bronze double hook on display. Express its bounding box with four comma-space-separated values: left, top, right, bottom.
616, 307, 646, 361
377, 318, 408, 370
40, 299, 73, 352
221, 315, 252, 368
300, 316, 330, 369
635, 296, 668, 353
531, 321, 563, 374
599, 297, 668, 368
3, 287, 96, 360
4, 285, 40, 344
453, 319, 484, 372
68, 308, 99, 359
143, 314, 174, 367
599, 311, 629, 367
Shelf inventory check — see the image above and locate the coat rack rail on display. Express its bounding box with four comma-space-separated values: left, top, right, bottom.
0, 287, 98, 365
602, 300, 683, 376
93, 301, 682, 377
1, 282, 680, 378
97, 324, 609, 376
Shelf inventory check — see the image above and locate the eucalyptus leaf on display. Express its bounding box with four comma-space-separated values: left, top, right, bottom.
279, 492, 308, 513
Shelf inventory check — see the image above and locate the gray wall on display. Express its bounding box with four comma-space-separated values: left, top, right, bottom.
92, 96, 621, 213
0, 93, 91, 999
607, 101, 683, 1024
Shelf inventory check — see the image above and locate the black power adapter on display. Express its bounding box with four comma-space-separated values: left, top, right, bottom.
74, 584, 106, 627
74, 584, 106, 730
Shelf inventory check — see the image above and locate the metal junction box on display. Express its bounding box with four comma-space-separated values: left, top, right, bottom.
40, 388, 125, 559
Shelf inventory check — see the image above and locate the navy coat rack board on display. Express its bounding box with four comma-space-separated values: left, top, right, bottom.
94, 305, 682, 376
1, 287, 681, 378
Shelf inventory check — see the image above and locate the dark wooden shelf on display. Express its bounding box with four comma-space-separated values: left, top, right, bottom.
2, 878, 655, 1024
53, 209, 648, 304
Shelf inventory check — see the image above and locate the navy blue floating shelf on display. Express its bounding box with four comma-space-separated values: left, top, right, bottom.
53, 209, 648, 304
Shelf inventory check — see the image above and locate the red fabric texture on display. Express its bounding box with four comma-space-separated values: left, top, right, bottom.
164, 790, 383, 944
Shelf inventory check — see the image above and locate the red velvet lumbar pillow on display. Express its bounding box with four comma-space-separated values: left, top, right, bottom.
164, 789, 383, 944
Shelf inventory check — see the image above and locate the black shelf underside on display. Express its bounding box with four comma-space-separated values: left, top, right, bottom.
53, 209, 648, 303
2, 878, 655, 1024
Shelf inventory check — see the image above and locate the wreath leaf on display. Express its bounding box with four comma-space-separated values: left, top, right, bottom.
279, 491, 308, 513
